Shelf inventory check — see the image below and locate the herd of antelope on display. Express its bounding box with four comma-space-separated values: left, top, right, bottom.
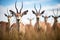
0, 1, 60, 40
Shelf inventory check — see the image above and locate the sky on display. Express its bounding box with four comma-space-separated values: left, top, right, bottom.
0, 0, 60, 26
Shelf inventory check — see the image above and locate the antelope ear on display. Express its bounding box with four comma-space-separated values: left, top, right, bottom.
41, 10, 45, 14
58, 15, 60, 17
48, 16, 51, 18
51, 15, 54, 17
42, 15, 44, 17
9, 10, 15, 15
32, 10, 36, 14
4, 14, 7, 17
22, 10, 28, 16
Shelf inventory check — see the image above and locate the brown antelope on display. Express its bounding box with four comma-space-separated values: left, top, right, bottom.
52, 9, 60, 30
4, 9, 13, 32
32, 4, 45, 31
42, 15, 51, 31
51, 9, 60, 40
9, 1, 28, 40
9, 1, 28, 33
4, 9, 13, 40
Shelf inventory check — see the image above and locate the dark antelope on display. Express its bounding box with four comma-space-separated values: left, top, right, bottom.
52, 9, 60, 30
32, 4, 45, 31
9, 1, 28, 32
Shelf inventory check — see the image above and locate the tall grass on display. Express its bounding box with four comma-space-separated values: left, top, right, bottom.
0, 25, 60, 40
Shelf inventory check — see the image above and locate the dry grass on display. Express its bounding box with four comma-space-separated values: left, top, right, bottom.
0, 25, 60, 40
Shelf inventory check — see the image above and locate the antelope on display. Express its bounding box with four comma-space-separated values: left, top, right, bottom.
25, 18, 34, 32
42, 15, 51, 31
52, 9, 60, 30
4, 9, 13, 32
9, 1, 28, 33
9, 1, 28, 40
4, 9, 13, 40
27, 18, 34, 26
32, 4, 45, 31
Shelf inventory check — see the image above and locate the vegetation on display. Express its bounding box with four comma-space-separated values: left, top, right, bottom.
0, 25, 60, 40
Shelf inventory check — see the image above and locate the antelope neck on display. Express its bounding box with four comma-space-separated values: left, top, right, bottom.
36, 17, 39, 23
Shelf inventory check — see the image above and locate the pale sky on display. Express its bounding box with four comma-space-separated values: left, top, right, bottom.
0, 0, 60, 26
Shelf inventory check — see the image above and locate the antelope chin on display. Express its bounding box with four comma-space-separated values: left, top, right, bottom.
37, 16, 40, 18
8, 18, 11, 19
17, 16, 21, 20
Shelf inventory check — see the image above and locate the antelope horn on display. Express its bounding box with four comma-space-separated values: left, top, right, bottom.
20, 1, 23, 13
34, 4, 37, 12
39, 4, 41, 13
52, 9, 56, 16
15, 1, 18, 13
57, 8, 58, 16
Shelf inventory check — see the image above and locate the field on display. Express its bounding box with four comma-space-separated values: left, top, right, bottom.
0, 22, 60, 40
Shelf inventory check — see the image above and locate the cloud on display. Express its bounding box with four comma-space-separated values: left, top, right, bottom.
0, 5, 7, 21
0, 2, 60, 25
38, 0, 51, 2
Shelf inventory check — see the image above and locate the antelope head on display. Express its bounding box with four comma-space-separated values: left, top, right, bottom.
51, 9, 60, 22
4, 9, 13, 20
42, 15, 51, 22
32, 4, 45, 19
27, 18, 34, 25
9, 1, 28, 20
4, 9, 13, 31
